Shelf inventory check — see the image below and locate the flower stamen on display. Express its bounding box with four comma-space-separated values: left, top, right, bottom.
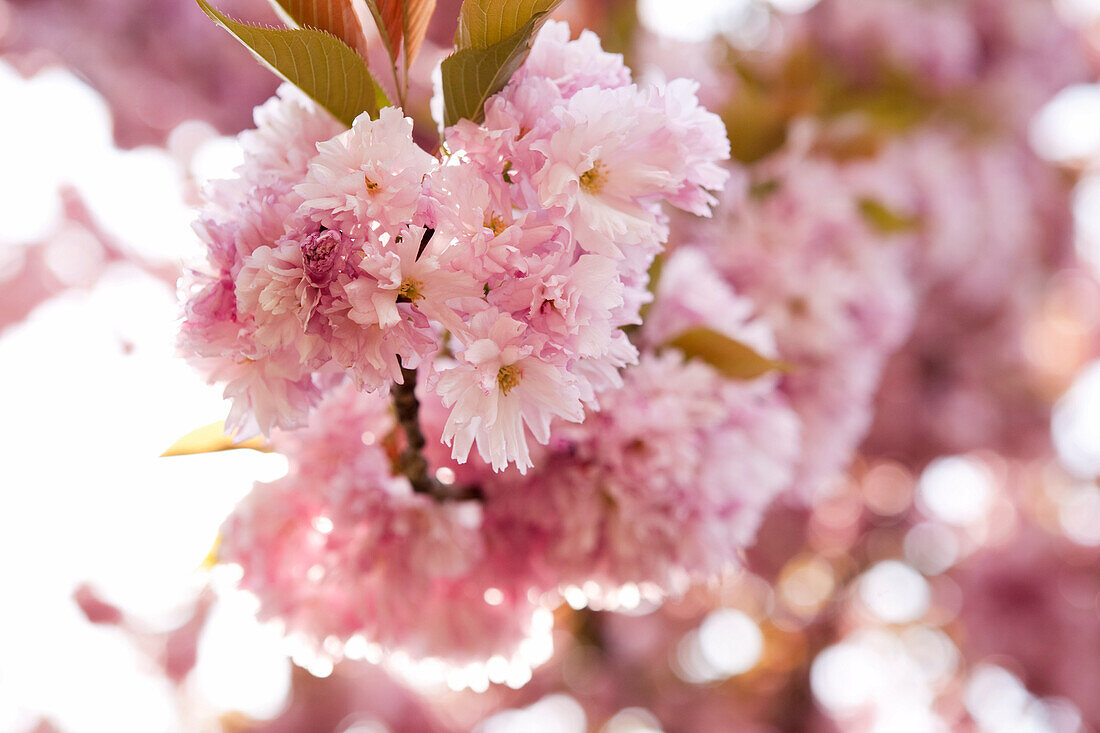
399, 277, 424, 301
485, 213, 508, 237
580, 161, 608, 194
497, 364, 522, 396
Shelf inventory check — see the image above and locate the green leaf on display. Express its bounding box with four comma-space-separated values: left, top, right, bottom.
666, 327, 791, 381
721, 89, 790, 165
161, 421, 272, 457
267, 0, 372, 59
198, 0, 388, 127
455, 0, 560, 48
440, 0, 562, 127
635, 254, 663, 325
858, 198, 921, 235
748, 178, 781, 200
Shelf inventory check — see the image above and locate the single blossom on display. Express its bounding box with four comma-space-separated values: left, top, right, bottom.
297, 107, 438, 238
439, 309, 584, 473
349, 224, 479, 337
531, 85, 674, 257
234, 223, 354, 363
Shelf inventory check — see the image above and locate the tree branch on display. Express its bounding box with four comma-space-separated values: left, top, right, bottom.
391, 364, 482, 502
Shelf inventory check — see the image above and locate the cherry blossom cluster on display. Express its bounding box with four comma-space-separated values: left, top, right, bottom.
801, 0, 1088, 131
219, 381, 552, 670
179, 20, 730, 474
220, 327, 800, 667
216, 245, 801, 665
480, 346, 799, 606
675, 142, 917, 499
851, 128, 1076, 463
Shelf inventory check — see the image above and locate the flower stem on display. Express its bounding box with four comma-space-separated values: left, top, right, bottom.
392, 364, 482, 502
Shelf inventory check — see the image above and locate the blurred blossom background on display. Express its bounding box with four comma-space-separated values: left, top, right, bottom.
5, 0, 1100, 731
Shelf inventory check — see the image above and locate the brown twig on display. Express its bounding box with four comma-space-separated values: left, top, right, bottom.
392, 364, 482, 502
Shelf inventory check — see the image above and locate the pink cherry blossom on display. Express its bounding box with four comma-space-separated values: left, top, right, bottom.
530, 85, 674, 258
221, 385, 548, 666
481, 351, 800, 601
515, 20, 633, 96
297, 107, 438, 238
438, 309, 584, 473
674, 148, 916, 498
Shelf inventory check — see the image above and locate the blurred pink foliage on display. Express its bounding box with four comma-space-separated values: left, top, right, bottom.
0, 0, 279, 146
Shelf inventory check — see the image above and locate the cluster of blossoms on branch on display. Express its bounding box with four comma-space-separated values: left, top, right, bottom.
181, 20, 729, 475
178, 20, 802, 672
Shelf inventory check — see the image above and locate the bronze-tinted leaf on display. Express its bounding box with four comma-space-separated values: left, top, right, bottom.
858, 198, 921, 235
667, 327, 791, 381
402, 0, 437, 66
161, 421, 272, 457
364, 0, 404, 62
364, 0, 438, 67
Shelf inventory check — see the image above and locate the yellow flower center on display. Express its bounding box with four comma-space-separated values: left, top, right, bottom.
485, 213, 507, 237
399, 277, 424, 301
497, 364, 522, 396
579, 161, 607, 194
364, 175, 381, 193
